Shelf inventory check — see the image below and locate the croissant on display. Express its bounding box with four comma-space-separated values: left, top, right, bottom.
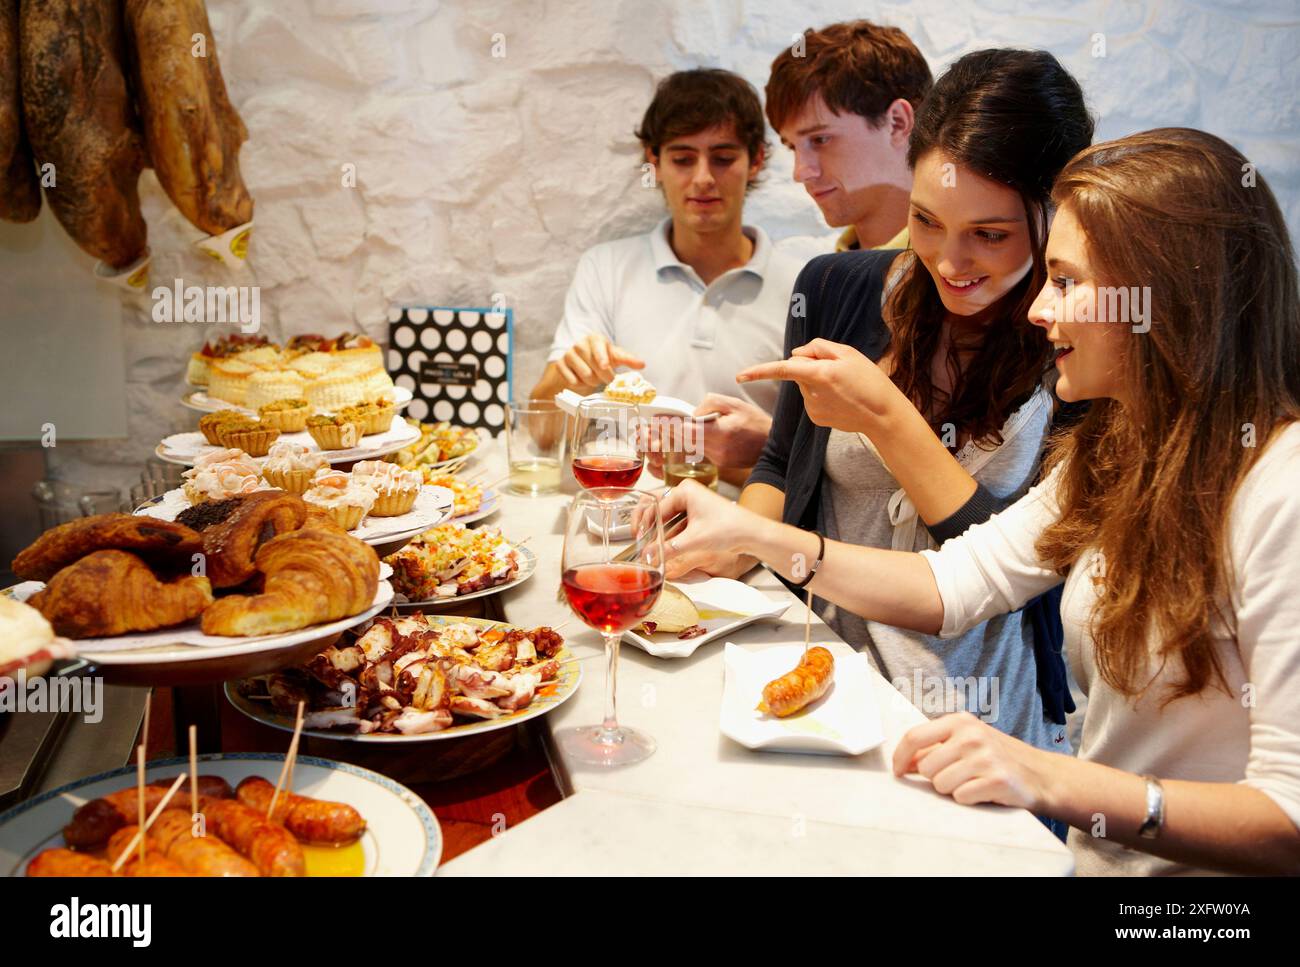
13, 513, 202, 582
200, 528, 379, 637
28, 550, 213, 639
202, 490, 307, 589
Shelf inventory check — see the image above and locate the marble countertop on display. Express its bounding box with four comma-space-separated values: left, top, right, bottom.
438, 440, 1073, 875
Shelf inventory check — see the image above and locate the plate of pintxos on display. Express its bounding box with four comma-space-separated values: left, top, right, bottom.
0, 752, 441, 876
384, 523, 535, 606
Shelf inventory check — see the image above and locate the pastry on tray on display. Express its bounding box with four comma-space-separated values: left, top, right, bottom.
257, 398, 312, 433
207, 358, 259, 406
28, 549, 213, 639
200, 527, 380, 637
604, 371, 656, 404
350, 461, 420, 517
306, 413, 365, 451
182, 449, 265, 505
201, 491, 309, 589
301, 471, 377, 530
11, 514, 202, 583
339, 399, 394, 436
218, 419, 280, 457
245, 370, 308, 411
198, 409, 247, 446
186, 333, 274, 387
260, 441, 328, 494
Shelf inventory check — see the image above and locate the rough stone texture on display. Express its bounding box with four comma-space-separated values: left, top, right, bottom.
39, 0, 1300, 494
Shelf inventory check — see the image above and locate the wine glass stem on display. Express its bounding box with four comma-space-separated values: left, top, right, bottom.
601, 631, 621, 737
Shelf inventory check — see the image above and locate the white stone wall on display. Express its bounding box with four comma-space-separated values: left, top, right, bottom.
37, 0, 1300, 492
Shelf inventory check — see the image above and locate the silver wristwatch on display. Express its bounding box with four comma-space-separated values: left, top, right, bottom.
1138, 775, 1165, 839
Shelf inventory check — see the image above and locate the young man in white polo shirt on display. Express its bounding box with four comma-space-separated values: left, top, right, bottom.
529, 69, 803, 486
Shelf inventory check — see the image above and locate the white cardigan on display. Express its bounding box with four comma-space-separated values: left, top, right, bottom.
920, 422, 1300, 876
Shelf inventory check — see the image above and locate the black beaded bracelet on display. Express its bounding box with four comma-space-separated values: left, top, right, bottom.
792, 531, 825, 589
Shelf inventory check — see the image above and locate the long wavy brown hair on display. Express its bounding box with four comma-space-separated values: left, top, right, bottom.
1037, 128, 1300, 701
887, 49, 1094, 447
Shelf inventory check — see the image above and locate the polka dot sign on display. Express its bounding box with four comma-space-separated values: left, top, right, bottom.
387, 306, 514, 436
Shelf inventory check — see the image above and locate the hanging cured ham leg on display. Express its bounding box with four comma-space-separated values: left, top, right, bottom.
0, 0, 39, 222
124, 0, 252, 237
19, 0, 148, 267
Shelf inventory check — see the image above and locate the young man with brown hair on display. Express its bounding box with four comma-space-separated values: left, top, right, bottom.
530, 69, 803, 486
768, 20, 932, 255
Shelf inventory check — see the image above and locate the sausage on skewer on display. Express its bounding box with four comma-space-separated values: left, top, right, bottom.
62, 776, 233, 851
202, 799, 304, 877
235, 776, 366, 845
757, 646, 835, 718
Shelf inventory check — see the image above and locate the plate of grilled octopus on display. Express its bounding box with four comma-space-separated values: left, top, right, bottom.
226, 614, 581, 742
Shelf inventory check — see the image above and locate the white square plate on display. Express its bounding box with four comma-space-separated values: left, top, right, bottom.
719, 641, 884, 756
622, 574, 790, 659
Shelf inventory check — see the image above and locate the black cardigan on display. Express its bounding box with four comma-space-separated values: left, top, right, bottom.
747, 248, 1076, 725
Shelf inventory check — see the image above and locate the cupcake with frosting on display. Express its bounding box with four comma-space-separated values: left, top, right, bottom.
182, 449, 265, 504
351, 460, 421, 516
301, 470, 377, 530
261, 441, 329, 494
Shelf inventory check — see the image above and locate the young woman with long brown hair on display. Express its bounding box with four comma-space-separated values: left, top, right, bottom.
660, 127, 1300, 874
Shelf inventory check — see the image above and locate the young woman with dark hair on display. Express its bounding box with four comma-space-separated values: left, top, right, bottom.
660, 127, 1300, 875
685, 49, 1094, 757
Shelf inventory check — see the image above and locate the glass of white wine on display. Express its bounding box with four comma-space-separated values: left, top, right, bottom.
505, 399, 567, 496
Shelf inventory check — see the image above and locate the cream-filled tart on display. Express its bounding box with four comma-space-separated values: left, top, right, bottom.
182, 448, 266, 504
350, 460, 421, 516
261, 441, 330, 494
604, 371, 656, 404
302, 470, 377, 530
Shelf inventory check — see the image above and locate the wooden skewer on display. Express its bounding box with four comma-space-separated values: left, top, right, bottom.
141, 691, 152, 750
481, 473, 511, 492
804, 587, 813, 653
135, 745, 146, 868
188, 725, 199, 818
111, 771, 188, 873
267, 701, 305, 820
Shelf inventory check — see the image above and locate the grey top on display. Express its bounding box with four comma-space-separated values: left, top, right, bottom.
817, 387, 1069, 754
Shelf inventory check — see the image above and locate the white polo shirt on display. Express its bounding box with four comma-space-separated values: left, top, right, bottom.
546, 218, 802, 415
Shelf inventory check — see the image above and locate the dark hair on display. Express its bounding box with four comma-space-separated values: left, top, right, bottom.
1039, 128, 1300, 702
635, 69, 768, 173
887, 48, 1095, 448
766, 20, 932, 134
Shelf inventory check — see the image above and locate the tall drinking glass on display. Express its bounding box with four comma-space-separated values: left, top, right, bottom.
557, 488, 663, 766
505, 399, 566, 496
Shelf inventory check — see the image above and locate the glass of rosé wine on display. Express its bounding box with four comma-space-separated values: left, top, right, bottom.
556, 487, 663, 766
570, 400, 645, 492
